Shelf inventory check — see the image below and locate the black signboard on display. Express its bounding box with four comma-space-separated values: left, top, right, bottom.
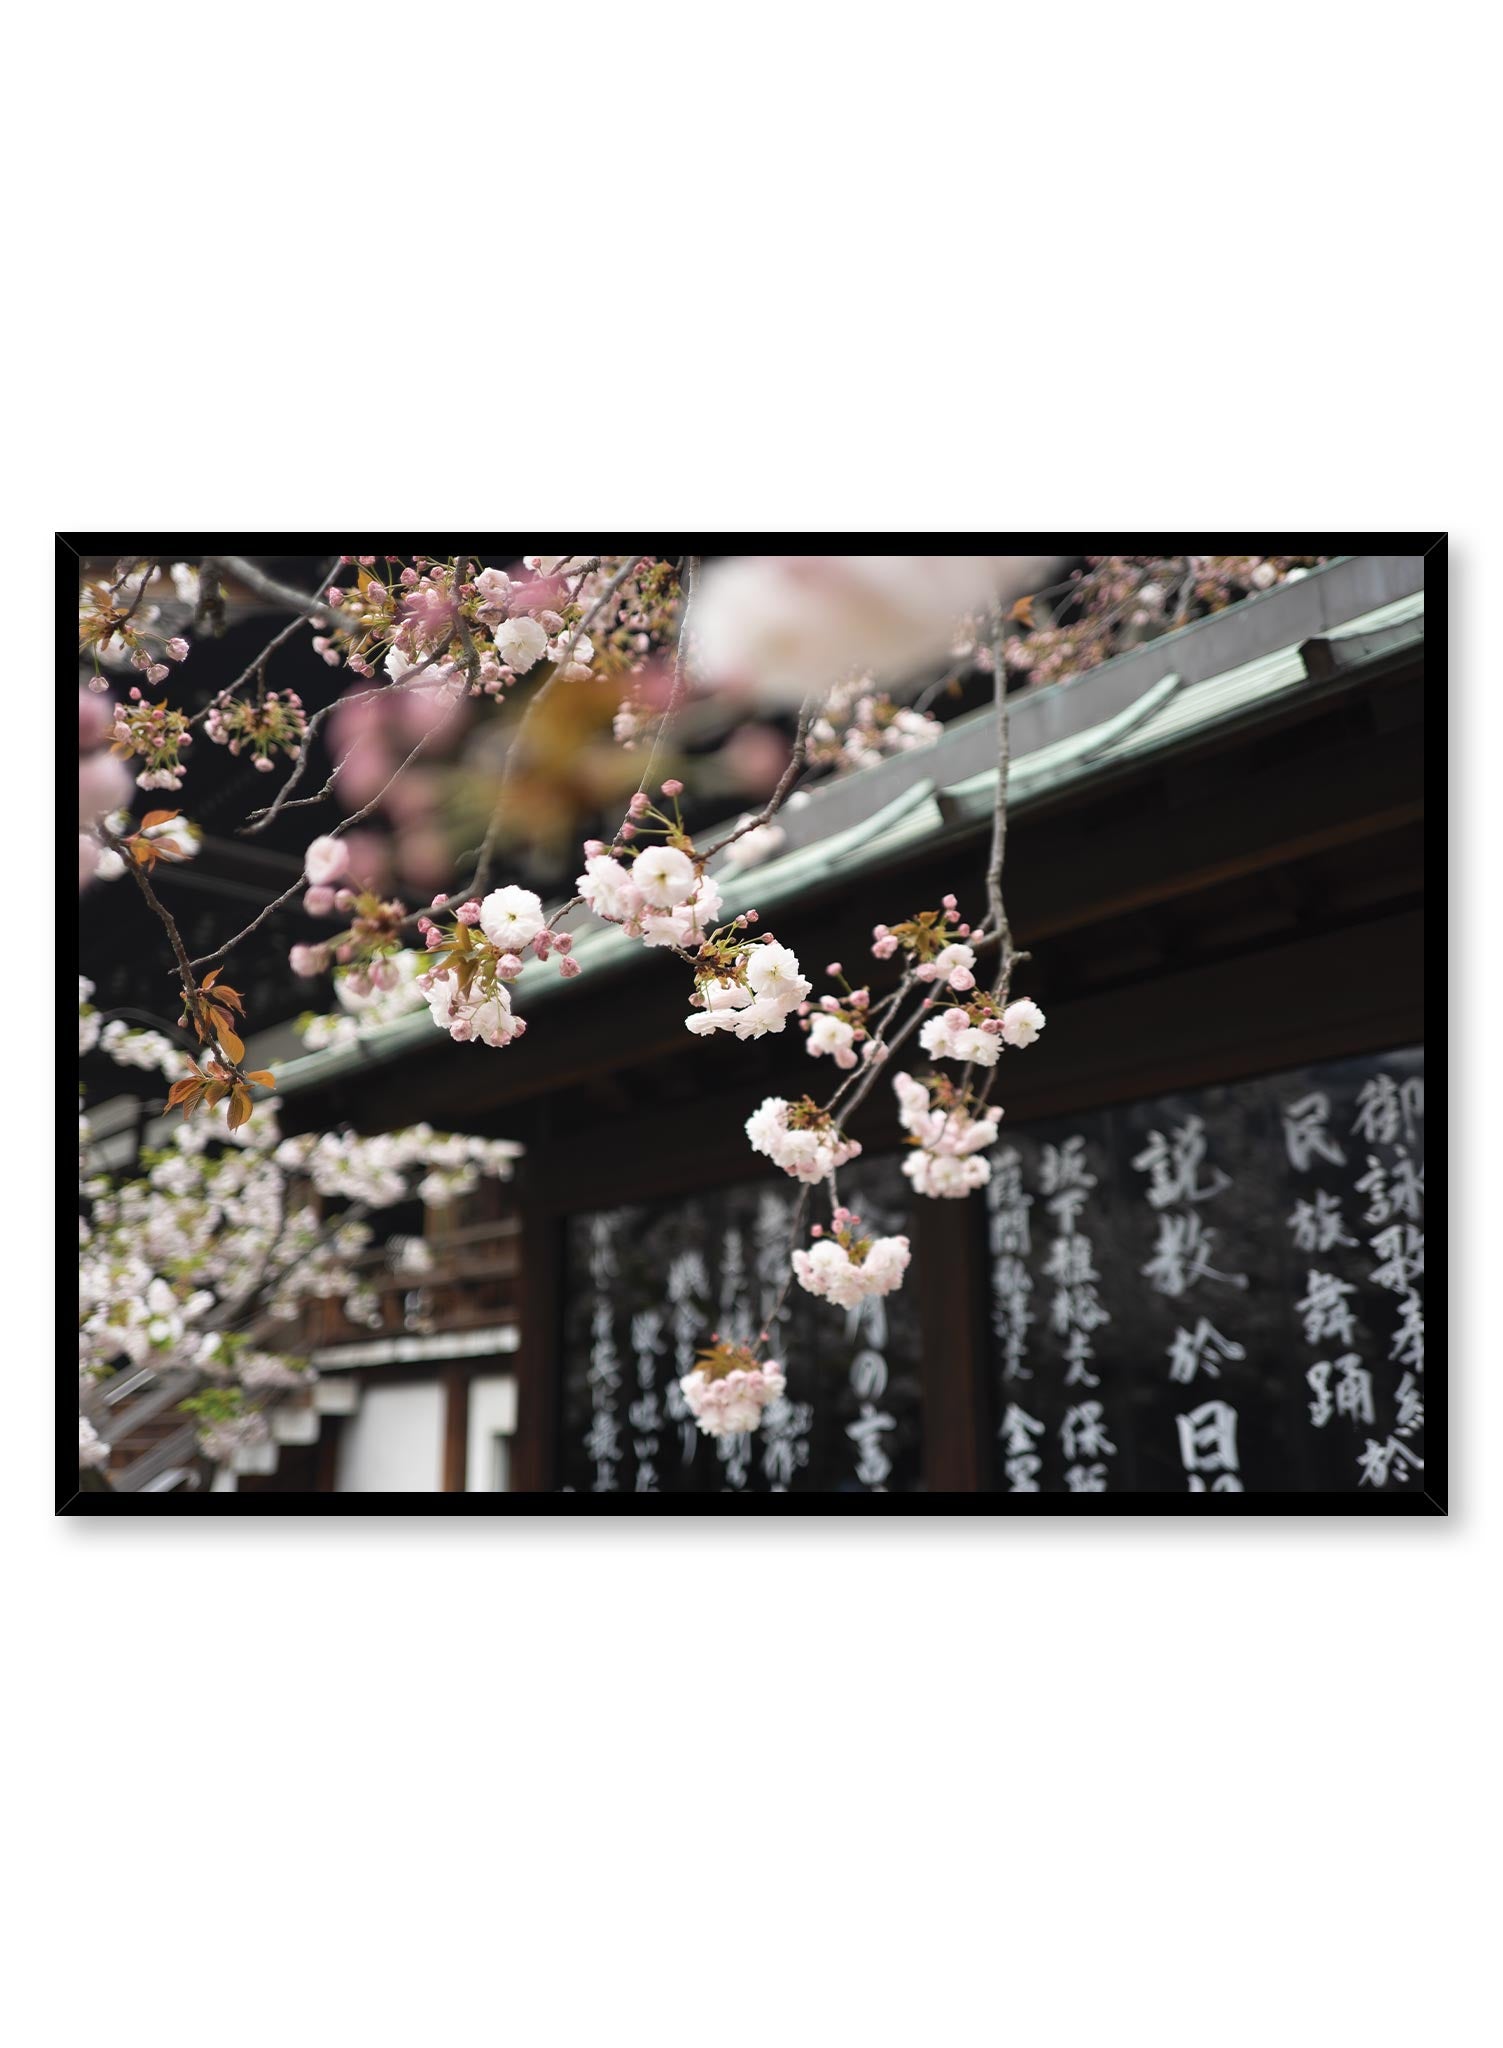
985, 1048, 1426, 1494
560, 1152, 922, 1493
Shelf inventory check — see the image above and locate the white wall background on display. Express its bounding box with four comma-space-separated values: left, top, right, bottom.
465, 1375, 517, 1494
335, 1383, 444, 1493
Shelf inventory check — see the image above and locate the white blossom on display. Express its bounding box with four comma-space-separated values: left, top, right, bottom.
479, 884, 545, 954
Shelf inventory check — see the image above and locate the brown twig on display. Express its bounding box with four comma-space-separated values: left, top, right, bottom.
701, 691, 818, 861
190, 554, 343, 735
240, 640, 455, 835
203, 555, 349, 631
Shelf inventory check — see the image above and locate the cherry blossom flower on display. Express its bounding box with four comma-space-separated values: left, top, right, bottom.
493, 616, 548, 673
903, 1149, 994, 1198
305, 835, 349, 886
920, 1008, 1001, 1068
1002, 997, 1047, 1047
719, 818, 787, 870
807, 1012, 859, 1068
932, 942, 977, 991
478, 884, 546, 954
577, 853, 641, 922
632, 843, 698, 909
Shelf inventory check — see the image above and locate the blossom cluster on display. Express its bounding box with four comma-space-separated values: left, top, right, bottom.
296, 953, 429, 1050
678, 1339, 787, 1438
203, 687, 308, 771
894, 1070, 1004, 1198
746, 1096, 862, 1184
801, 968, 874, 1069
414, 882, 579, 1048
79, 1094, 520, 1475
685, 938, 811, 1040
996, 555, 1326, 688
919, 994, 1046, 1068
309, 555, 681, 710
806, 678, 942, 773
870, 898, 978, 986
79, 560, 194, 680
111, 691, 193, 791
792, 1209, 910, 1308
273, 1124, 519, 1208
579, 835, 724, 953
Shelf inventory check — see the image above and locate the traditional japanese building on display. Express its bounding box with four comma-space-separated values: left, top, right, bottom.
270, 553, 1430, 1499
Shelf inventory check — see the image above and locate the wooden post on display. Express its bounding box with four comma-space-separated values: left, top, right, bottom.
915, 1196, 991, 1492
510, 1205, 561, 1492
441, 1366, 469, 1492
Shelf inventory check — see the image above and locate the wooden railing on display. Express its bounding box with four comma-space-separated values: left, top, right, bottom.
300, 1214, 523, 1350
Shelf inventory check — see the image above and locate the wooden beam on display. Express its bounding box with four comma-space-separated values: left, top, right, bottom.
916, 1197, 990, 1492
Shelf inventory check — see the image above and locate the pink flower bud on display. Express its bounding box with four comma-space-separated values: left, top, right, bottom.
850, 988, 870, 1009
583, 838, 605, 858
148, 664, 170, 684
872, 924, 889, 938
558, 955, 581, 977
872, 935, 898, 959
303, 885, 336, 916
915, 961, 939, 982
948, 968, 976, 992
745, 909, 759, 923
554, 931, 573, 954
942, 894, 957, 911
826, 962, 842, 976
810, 1224, 824, 1238
957, 922, 972, 937
456, 899, 482, 926
619, 822, 636, 840
628, 791, 650, 817
662, 778, 684, 797
326, 588, 344, 605
165, 637, 190, 661
497, 953, 523, 979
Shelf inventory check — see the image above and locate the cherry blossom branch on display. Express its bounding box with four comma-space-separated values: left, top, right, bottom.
239, 640, 455, 835
701, 692, 818, 861
754, 1183, 815, 1339
980, 614, 1028, 1004
112, 836, 259, 1091
826, 978, 928, 1123
188, 700, 466, 972
202, 555, 348, 631
189, 554, 343, 735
